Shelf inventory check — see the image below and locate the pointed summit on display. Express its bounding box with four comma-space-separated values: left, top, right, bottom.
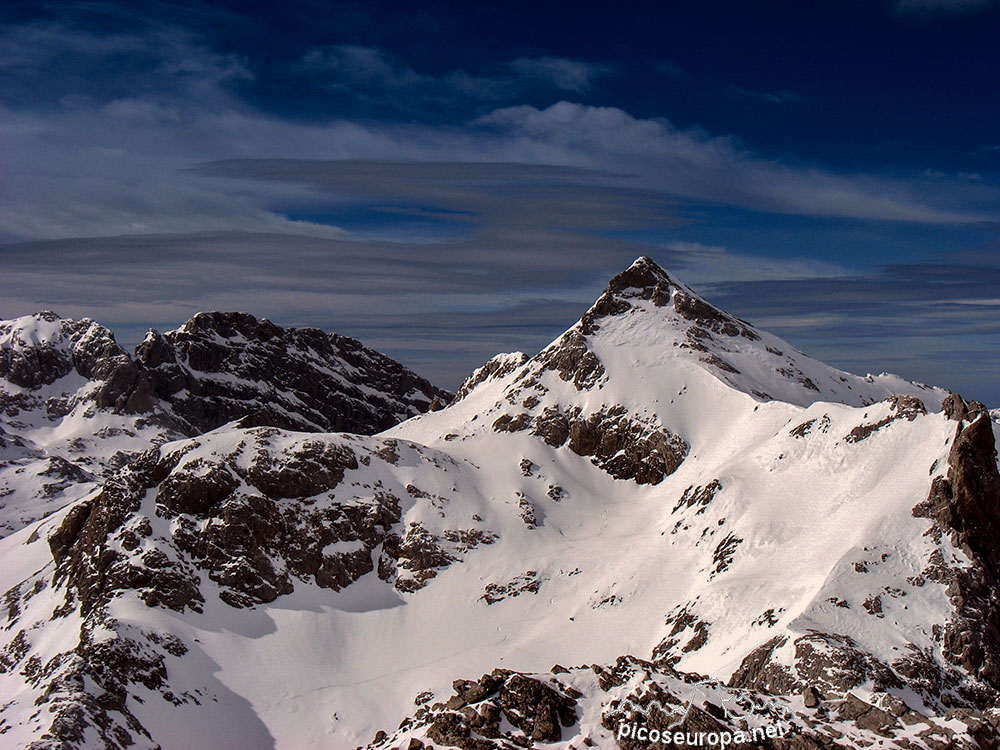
452, 256, 947, 412
606, 255, 676, 294
580, 255, 756, 341
580, 257, 674, 335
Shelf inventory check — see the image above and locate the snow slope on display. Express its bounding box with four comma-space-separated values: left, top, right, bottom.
0, 258, 996, 749
0, 312, 178, 536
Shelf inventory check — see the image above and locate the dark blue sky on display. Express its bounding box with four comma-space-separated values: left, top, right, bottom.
1, 0, 998, 402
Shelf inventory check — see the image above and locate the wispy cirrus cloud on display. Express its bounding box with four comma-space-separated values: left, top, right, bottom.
298, 44, 610, 112
2, 9, 998, 400
0, 16, 252, 109
662, 242, 849, 284
507, 57, 610, 92
894, 0, 996, 15
725, 85, 808, 105
474, 102, 997, 223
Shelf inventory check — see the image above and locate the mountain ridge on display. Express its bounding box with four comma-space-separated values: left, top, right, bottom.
0, 257, 997, 749
0, 309, 451, 537
450, 255, 949, 412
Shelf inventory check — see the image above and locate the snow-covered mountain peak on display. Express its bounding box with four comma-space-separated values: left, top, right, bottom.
0, 309, 452, 538
137, 310, 452, 435
450, 257, 947, 419
0, 310, 128, 389
1, 298, 997, 747
577, 255, 756, 339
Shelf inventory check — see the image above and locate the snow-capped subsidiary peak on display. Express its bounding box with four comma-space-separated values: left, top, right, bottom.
456, 256, 947, 412
0, 311, 172, 537
138, 310, 452, 435
0, 309, 452, 538
0, 310, 132, 392
453, 351, 529, 401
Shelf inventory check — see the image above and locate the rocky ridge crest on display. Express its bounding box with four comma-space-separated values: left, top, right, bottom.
0, 310, 451, 536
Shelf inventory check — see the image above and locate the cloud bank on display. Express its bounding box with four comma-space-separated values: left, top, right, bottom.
1, 11, 998, 402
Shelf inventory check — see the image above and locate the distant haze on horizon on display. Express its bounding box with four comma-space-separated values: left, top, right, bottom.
1, 0, 998, 404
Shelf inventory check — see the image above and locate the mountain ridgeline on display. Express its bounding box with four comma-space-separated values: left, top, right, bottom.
0, 258, 998, 750
0, 310, 451, 535
1, 309, 450, 435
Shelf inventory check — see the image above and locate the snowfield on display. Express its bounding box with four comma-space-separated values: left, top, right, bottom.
0, 258, 996, 749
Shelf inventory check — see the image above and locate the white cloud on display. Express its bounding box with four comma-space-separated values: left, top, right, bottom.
298, 45, 608, 102
475, 102, 996, 223
2, 95, 996, 244
662, 242, 851, 284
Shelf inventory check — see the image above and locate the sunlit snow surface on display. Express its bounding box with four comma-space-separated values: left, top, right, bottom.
1, 262, 994, 749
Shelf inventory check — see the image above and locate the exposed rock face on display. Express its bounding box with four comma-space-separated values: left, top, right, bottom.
47, 430, 483, 614
579, 256, 759, 344
534, 330, 606, 391
0, 312, 151, 417
369, 655, 996, 750
0, 313, 175, 536
454, 352, 529, 401
0, 311, 452, 538
844, 395, 926, 443
728, 632, 905, 700
913, 394, 1000, 698
1, 310, 450, 438
133, 311, 452, 435
0, 312, 131, 390
942, 393, 988, 423
493, 402, 688, 485
373, 668, 579, 749
579, 258, 672, 335
565, 406, 688, 485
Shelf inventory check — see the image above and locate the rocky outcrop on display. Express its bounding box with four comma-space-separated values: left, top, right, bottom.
43, 427, 495, 613
454, 352, 529, 401
913, 394, 1000, 700
578, 257, 759, 344
131, 312, 452, 435
1, 310, 451, 438
0, 312, 130, 390
941, 393, 988, 423
367, 669, 579, 749
46, 431, 452, 613
579, 257, 673, 335
492, 402, 688, 485
534, 330, 606, 391
564, 406, 688, 485
844, 395, 927, 443
368, 654, 997, 750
